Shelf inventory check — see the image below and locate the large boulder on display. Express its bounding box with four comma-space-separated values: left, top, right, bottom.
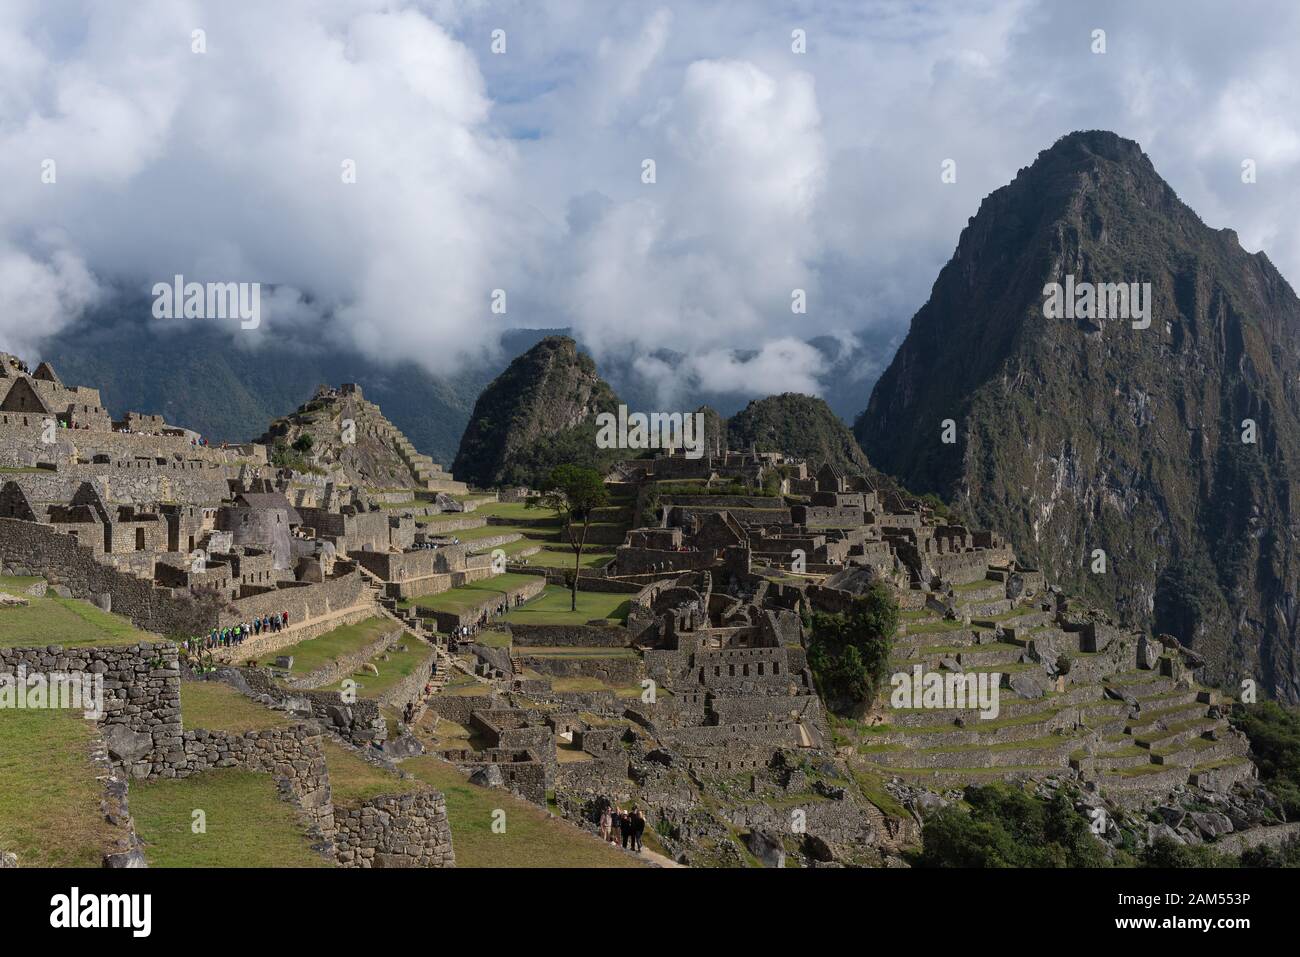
383, 731, 425, 759
742, 828, 786, 868
103, 725, 153, 765
1136, 634, 1159, 670
1008, 672, 1049, 699
468, 764, 505, 789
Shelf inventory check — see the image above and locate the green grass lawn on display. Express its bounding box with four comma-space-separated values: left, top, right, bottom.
524, 547, 615, 569
443, 523, 528, 542
322, 740, 420, 806
131, 768, 331, 867
476, 630, 512, 649
0, 582, 155, 649
0, 707, 121, 866
321, 642, 433, 699
504, 585, 630, 626
259, 617, 395, 673
398, 572, 542, 614
402, 756, 643, 867
181, 681, 294, 733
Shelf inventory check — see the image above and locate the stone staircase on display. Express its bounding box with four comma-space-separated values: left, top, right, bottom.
356, 400, 467, 494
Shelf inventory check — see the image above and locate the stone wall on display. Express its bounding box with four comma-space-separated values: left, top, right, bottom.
0, 518, 211, 636
0, 641, 182, 779
334, 790, 455, 868
156, 724, 337, 846
238, 668, 386, 746
518, 653, 642, 686
222, 568, 366, 629
286, 622, 403, 689
214, 604, 378, 665
427, 691, 500, 725
509, 623, 631, 648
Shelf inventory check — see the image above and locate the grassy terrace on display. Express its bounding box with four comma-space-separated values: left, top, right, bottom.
258, 616, 395, 673
460, 502, 628, 570
397, 572, 541, 614
131, 769, 330, 867
321, 641, 433, 699
504, 585, 630, 626
0, 706, 122, 866
181, 680, 295, 733
403, 756, 642, 868
322, 740, 420, 806
0, 575, 154, 648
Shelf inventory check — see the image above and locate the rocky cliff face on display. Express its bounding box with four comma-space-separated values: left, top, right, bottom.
854, 130, 1300, 702
452, 336, 622, 488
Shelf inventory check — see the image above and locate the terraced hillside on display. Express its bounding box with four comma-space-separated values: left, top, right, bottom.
845, 564, 1253, 811
257, 384, 467, 493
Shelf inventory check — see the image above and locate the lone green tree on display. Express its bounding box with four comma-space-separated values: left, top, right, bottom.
535, 464, 609, 612
805, 581, 898, 714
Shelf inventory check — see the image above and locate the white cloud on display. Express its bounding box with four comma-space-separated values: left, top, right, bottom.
4, 0, 1300, 414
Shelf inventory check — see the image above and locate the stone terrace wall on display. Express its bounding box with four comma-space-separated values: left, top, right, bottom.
221, 569, 366, 628
215, 604, 378, 665
157, 725, 336, 847
0, 518, 208, 636
286, 623, 403, 689
0, 641, 182, 779
334, 790, 455, 868
509, 623, 631, 647
374, 646, 438, 711
427, 690, 499, 724
238, 668, 386, 746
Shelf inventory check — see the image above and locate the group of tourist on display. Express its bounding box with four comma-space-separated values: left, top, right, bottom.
179, 610, 292, 655
600, 806, 646, 852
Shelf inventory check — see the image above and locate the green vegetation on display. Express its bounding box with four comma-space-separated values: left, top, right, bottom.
399, 572, 541, 614
131, 769, 330, 867
1232, 700, 1300, 818
0, 585, 154, 649
321, 641, 432, 699
259, 617, 394, 674
915, 783, 1114, 867
0, 707, 120, 866
269, 439, 321, 474
536, 464, 611, 613
180, 681, 294, 733
504, 585, 630, 626
322, 740, 419, 806
805, 582, 898, 713
403, 756, 642, 867
725, 392, 872, 476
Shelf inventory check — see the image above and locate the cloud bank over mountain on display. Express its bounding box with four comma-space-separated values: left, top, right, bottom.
4, 0, 1300, 406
